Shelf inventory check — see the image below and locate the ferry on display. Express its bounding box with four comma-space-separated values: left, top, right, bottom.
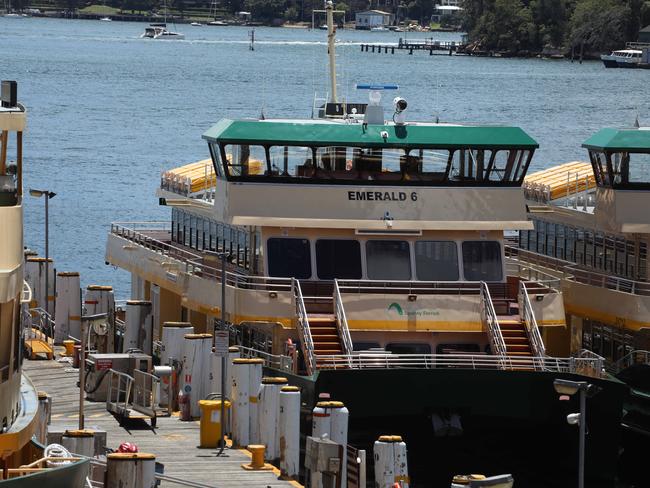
0, 83, 88, 485
104, 3, 627, 486
518, 126, 650, 486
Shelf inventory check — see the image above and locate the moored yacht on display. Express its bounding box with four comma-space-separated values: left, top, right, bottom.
105, 3, 627, 486
601, 48, 644, 68
141, 23, 185, 40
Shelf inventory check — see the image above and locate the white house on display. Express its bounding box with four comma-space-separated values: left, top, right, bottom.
432, 1, 463, 23
355, 10, 394, 29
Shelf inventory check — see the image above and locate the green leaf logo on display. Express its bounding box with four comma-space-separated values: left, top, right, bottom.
387, 302, 403, 316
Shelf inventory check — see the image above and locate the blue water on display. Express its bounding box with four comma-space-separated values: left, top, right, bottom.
2, 17, 649, 298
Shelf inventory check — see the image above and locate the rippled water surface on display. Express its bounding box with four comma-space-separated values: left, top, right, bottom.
2, 17, 649, 298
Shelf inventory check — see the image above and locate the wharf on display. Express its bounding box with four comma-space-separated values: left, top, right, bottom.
23, 358, 297, 488
359, 37, 465, 55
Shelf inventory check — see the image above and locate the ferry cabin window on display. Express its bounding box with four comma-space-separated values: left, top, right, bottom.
409, 149, 449, 182
624, 152, 650, 185
414, 241, 459, 281
589, 151, 611, 187
208, 142, 225, 178
366, 240, 411, 280
269, 146, 313, 177
267, 238, 311, 279
315, 240, 362, 280
462, 241, 503, 281
223, 145, 267, 176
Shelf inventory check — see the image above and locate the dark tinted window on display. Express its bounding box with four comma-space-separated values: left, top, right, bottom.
366, 240, 411, 280
462, 241, 503, 281
267, 238, 311, 279
316, 240, 362, 279
415, 241, 459, 281
386, 343, 432, 354
353, 341, 381, 351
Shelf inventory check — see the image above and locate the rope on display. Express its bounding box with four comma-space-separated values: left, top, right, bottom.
44, 443, 73, 467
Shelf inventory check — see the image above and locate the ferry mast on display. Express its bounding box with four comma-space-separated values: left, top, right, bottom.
326, 0, 337, 103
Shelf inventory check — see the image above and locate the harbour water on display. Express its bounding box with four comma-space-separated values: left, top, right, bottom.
3, 17, 649, 298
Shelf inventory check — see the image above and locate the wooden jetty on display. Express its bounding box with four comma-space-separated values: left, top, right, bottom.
359, 37, 465, 56
23, 357, 299, 488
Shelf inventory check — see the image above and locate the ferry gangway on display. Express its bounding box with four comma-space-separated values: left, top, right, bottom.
105, 368, 166, 428
292, 279, 316, 376
237, 345, 293, 372
333, 279, 354, 360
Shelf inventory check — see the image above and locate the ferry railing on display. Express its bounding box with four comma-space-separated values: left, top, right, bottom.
608, 349, 650, 374
480, 281, 507, 366
314, 352, 605, 376
337, 279, 482, 295
333, 280, 354, 361
519, 281, 546, 362
292, 279, 316, 376
237, 345, 293, 371
506, 245, 650, 296
27, 306, 55, 339
132, 369, 160, 419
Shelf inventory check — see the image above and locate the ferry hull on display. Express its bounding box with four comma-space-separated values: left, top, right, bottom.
275, 367, 626, 487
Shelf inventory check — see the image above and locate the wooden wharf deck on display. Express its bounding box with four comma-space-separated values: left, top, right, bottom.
360, 37, 465, 55
23, 358, 299, 488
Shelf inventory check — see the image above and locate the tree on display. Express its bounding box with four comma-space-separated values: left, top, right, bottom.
568, 0, 632, 52
465, 0, 535, 51
244, 0, 287, 21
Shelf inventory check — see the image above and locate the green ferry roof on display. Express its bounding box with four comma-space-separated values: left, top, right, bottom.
202, 119, 539, 149
583, 128, 650, 151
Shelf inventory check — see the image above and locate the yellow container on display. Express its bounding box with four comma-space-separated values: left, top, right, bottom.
63, 340, 75, 357
198, 399, 231, 448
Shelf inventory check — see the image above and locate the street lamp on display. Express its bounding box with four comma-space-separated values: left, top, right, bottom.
29, 189, 56, 320
553, 378, 601, 488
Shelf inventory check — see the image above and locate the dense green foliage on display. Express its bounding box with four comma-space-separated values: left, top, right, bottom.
462, 0, 650, 53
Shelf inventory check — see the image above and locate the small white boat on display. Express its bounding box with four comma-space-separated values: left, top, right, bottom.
141, 23, 185, 40
319, 24, 328, 30
370, 26, 388, 32
99, 17, 112, 21
190, 21, 202, 26
601, 49, 643, 68
207, 20, 227, 26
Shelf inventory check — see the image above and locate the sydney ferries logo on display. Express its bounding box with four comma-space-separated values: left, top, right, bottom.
387, 302, 439, 317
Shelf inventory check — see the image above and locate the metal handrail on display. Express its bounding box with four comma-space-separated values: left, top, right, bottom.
27, 307, 55, 338
519, 282, 546, 361
106, 369, 134, 415
609, 349, 650, 374
132, 369, 159, 417
237, 345, 293, 371
480, 281, 507, 364
506, 245, 650, 296
315, 352, 605, 377
292, 279, 316, 376
333, 280, 354, 361
337, 278, 482, 295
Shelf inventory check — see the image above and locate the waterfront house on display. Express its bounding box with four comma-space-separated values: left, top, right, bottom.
355, 10, 394, 29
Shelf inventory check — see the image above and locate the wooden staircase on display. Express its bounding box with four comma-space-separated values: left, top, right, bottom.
308, 313, 345, 367
493, 298, 533, 358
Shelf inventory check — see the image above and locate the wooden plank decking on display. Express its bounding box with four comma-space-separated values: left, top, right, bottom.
23, 358, 299, 488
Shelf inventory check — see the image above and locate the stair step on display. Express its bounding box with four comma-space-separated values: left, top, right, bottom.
503, 337, 529, 345
315, 350, 343, 355
312, 334, 340, 341
507, 351, 533, 356
499, 322, 525, 330
314, 342, 342, 349
308, 314, 336, 322
505, 344, 532, 353
501, 330, 527, 338
311, 327, 339, 334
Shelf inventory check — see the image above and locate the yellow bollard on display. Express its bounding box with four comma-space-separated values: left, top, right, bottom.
63, 340, 75, 357
198, 400, 231, 448
241, 444, 273, 471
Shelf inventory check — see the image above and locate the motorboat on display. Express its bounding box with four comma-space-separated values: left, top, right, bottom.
190, 21, 202, 26
99, 16, 112, 21
601, 48, 643, 68
141, 23, 185, 40
207, 20, 228, 26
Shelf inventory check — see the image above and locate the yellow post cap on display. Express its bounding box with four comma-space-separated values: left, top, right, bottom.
57, 271, 80, 277
64, 429, 95, 438
37, 391, 48, 400
126, 300, 151, 305
281, 386, 300, 392
87, 285, 113, 291
228, 346, 240, 352
261, 377, 288, 384
163, 322, 193, 327
107, 452, 156, 460
378, 435, 403, 443
184, 333, 212, 339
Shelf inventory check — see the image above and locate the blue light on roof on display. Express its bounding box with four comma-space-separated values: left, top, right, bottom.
355, 84, 399, 90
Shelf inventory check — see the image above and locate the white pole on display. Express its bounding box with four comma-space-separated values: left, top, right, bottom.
181, 333, 212, 418
36, 391, 49, 445
106, 452, 156, 488
161, 322, 194, 366
258, 377, 288, 460
248, 358, 264, 445
54, 272, 81, 344
84, 285, 115, 353
329, 402, 349, 488
61, 429, 95, 458
279, 385, 300, 479
311, 400, 332, 488
374, 435, 409, 488
326, 0, 338, 103
231, 358, 251, 447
